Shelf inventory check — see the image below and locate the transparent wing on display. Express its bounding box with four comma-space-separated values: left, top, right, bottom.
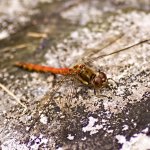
77, 32, 150, 65
77, 32, 125, 64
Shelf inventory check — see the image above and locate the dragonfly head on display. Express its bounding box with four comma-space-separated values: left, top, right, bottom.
92, 71, 108, 88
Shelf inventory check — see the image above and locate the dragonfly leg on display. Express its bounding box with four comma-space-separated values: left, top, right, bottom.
105, 78, 119, 96
94, 89, 109, 99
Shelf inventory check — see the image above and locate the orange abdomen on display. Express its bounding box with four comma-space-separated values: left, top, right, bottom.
15, 62, 72, 75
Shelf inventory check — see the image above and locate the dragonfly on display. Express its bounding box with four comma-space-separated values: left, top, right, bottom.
15, 38, 149, 91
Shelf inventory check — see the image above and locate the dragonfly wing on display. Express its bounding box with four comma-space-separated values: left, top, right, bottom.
77, 32, 125, 65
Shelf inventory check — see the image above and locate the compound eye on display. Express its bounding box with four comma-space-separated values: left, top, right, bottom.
93, 76, 102, 87
99, 72, 107, 82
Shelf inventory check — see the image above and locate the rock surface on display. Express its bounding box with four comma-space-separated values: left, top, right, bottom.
0, 0, 150, 150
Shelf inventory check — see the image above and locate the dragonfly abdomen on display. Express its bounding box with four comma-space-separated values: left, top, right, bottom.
15, 62, 72, 75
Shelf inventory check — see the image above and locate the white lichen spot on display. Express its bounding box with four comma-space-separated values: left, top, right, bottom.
82, 116, 103, 135
67, 134, 74, 140
122, 125, 129, 131
107, 129, 113, 133
70, 31, 79, 39
27, 115, 32, 120
116, 128, 150, 150
116, 135, 126, 144
40, 114, 48, 124
81, 137, 87, 141
26, 126, 30, 131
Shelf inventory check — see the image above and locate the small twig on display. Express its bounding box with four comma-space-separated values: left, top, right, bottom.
1, 44, 28, 53
0, 83, 27, 111
27, 32, 48, 38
